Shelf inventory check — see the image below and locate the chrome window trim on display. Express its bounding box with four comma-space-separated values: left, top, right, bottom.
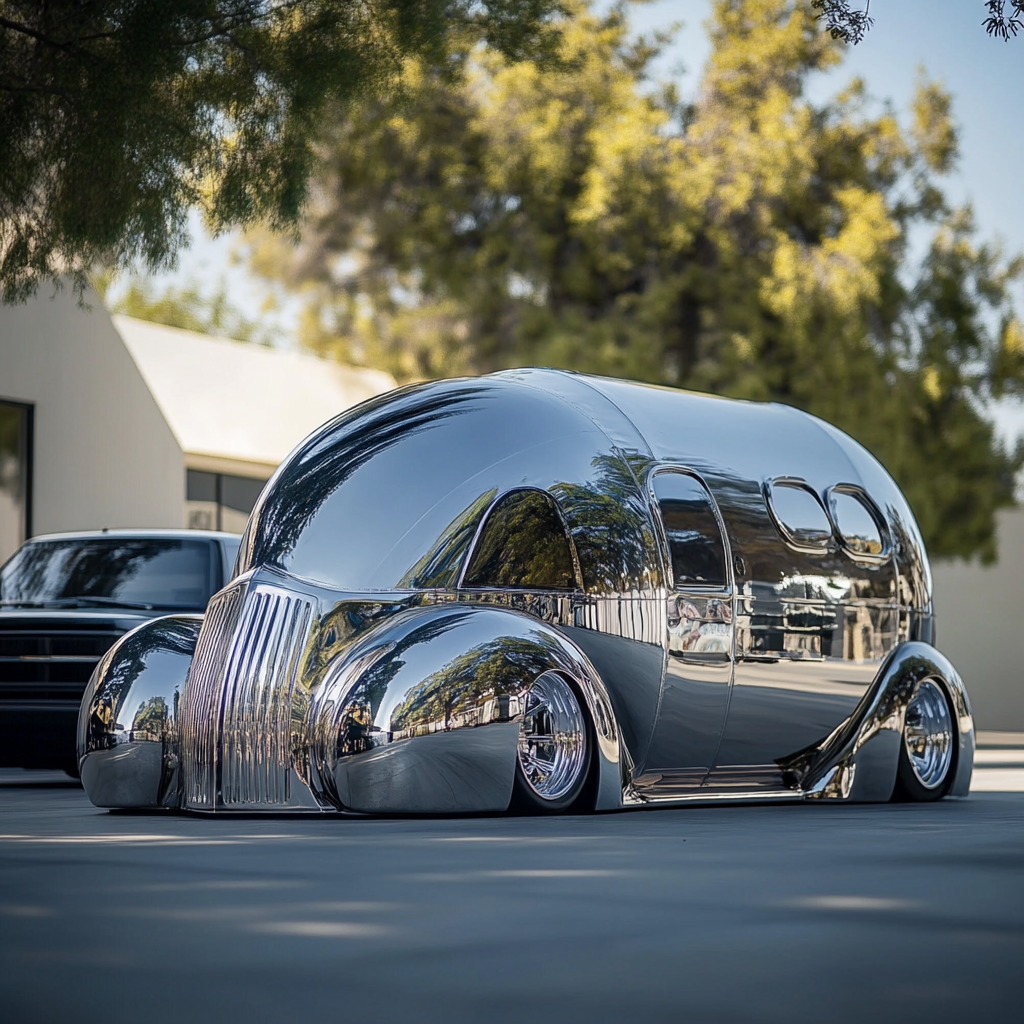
647, 466, 734, 594
763, 476, 833, 556
456, 486, 584, 592
826, 483, 892, 565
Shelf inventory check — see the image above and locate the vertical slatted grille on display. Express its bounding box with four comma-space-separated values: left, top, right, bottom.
181, 584, 244, 809
219, 589, 314, 806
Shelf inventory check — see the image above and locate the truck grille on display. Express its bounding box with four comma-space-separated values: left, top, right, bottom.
0, 622, 124, 702
180, 583, 315, 810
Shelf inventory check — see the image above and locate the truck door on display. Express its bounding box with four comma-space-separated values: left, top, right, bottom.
634, 470, 734, 796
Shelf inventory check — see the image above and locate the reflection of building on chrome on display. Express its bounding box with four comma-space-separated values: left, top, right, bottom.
390, 692, 524, 743
783, 632, 821, 657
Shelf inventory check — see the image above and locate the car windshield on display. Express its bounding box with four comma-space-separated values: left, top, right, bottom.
0, 538, 215, 610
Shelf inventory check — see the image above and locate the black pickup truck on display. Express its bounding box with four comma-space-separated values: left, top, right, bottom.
0, 529, 240, 775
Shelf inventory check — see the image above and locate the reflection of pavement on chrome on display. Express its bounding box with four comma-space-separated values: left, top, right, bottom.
5, 730, 1024, 794
971, 730, 1024, 792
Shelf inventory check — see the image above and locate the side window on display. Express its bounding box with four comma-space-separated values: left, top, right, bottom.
830, 488, 887, 558
461, 490, 578, 590
652, 472, 728, 588
765, 479, 833, 553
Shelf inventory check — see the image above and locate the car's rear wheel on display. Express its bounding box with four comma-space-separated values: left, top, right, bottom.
510, 671, 591, 814
893, 678, 955, 801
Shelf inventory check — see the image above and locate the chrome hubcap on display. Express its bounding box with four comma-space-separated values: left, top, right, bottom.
904, 679, 953, 789
518, 672, 587, 801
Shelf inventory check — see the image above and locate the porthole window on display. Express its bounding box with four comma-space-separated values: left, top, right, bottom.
765, 479, 832, 553
830, 488, 887, 559
461, 489, 579, 590
651, 471, 727, 588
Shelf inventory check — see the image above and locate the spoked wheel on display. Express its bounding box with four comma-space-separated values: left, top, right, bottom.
511, 671, 591, 814
894, 678, 955, 801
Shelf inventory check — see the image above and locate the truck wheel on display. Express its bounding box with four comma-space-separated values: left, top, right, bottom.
511, 671, 591, 814
893, 678, 955, 802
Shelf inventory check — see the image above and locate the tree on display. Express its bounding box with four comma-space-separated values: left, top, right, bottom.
0, 0, 568, 304
812, 2, 1024, 43
245, 0, 1023, 562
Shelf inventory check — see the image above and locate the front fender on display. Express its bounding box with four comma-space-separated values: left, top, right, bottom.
307, 603, 622, 813
77, 615, 201, 808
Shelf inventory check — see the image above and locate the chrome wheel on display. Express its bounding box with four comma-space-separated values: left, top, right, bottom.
517, 671, 588, 803
903, 679, 954, 790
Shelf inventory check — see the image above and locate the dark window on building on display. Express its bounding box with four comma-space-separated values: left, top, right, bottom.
0, 400, 31, 564
187, 470, 268, 533
652, 472, 727, 588
187, 470, 217, 503
766, 480, 833, 552
221, 475, 266, 515
462, 490, 578, 590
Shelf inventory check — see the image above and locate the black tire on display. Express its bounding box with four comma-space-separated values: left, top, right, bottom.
509, 672, 592, 815
893, 678, 956, 802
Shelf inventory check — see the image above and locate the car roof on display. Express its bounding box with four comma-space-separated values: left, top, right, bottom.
23, 529, 242, 543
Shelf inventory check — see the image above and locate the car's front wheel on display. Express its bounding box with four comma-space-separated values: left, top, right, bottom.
893, 678, 956, 801
511, 671, 591, 814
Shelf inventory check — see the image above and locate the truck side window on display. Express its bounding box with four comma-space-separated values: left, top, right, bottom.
652, 472, 727, 588
461, 489, 579, 590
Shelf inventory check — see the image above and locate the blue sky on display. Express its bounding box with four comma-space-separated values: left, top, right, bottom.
138, 0, 1024, 440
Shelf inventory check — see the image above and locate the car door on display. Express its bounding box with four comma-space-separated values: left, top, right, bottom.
634, 469, 734, 795
707, 480, 899, 791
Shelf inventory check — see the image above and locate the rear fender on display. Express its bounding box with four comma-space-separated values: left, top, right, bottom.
798, 641, 974, 801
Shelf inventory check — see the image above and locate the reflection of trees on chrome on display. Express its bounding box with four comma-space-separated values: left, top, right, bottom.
3, 538, 177, 602
400, 489, 498, 589
86, 619, 198, 750
462, 490, 577, 590
554, 453, 657, 593
131, 695, 168, 741
390, 635, 547, 738
335, 613, 460, 756
242, 383, 479, 571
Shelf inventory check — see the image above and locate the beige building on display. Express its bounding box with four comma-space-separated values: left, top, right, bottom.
0, 284, 395, 559
932, 509, 1024, 732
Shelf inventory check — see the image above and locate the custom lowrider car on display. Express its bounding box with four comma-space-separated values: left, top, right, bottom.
78, 370, 973, 813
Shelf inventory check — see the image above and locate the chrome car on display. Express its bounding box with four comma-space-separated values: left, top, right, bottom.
78, 370, 973, 814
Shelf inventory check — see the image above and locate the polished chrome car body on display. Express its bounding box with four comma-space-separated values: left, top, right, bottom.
78, 370, 974, 813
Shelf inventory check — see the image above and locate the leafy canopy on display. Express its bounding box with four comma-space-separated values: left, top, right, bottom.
245, 0, 1023, 562
0, 0, 568, 303
812, 1, 1024, 43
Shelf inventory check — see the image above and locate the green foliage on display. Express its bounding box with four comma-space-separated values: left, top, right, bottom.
246, 0, 1023, 562
0, 0, 568, 304
95, 272, 278, 345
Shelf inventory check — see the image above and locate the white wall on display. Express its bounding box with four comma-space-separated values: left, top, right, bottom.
932, 509, 1024, 732
0, 284, 184, 556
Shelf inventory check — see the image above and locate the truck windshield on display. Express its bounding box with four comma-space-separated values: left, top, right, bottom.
0, 538, 215, 610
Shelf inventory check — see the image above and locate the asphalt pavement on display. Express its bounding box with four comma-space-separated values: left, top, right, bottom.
1, 771, 1022, 1024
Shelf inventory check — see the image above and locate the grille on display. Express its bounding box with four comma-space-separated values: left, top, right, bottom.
181, 584, 245, 809
219, 588, 314, 806
0, 623, 125, 702
180, 583, 314, 810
